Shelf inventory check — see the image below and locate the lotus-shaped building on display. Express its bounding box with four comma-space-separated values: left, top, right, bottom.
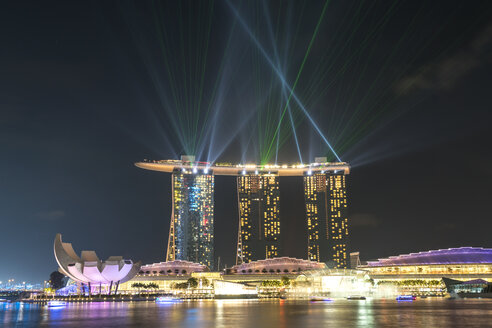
54, 233, 141, 289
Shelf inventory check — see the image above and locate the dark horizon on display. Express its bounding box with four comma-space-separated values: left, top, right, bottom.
1, 0, 491, 283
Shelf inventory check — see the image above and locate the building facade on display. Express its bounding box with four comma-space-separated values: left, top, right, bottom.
304, 170, 349, 268
358, 247, 492, 281
231, 257, 325, 274
236, 174, 281, 264
166, 168, 214, 268
139, 260, 208, 275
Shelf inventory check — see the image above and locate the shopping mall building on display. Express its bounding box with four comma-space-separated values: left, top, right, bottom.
357, 247, 492, 282
119, 257, 336, 292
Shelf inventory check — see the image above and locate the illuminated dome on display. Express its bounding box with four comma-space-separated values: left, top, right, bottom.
232, 257, 326, 274
367, 247, 492, 267
54, 234, 141, 285
139, 260, 208, 275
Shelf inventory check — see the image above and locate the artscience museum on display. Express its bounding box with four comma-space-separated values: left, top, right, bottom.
54, 233, 141, 294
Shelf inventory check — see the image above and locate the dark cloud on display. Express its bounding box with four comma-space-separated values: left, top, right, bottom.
37, 210, 66, 221
350, 213, 381, 228
439, 223, 457, 231
395, 23, 492, 94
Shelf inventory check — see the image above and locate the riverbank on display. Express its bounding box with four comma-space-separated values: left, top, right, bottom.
25, 295, 160, 303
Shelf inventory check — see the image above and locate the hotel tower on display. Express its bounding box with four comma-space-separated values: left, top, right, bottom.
236, 173, 281, 264
166, 156, 214, 268
135, 156, 350, 269
304, 158, 349, 268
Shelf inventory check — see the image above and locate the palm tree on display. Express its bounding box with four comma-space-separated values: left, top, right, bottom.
187, 278, 198, 288
201, 278, 209, 287
131, 282, 144, 293
281, 276, 290, 286
146, 283, 159, 292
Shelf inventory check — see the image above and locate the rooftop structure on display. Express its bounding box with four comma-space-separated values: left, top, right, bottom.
366, 247, 492, 267
139, 260, 208, 276
135, 159, 350, 176
231, 257, 326, 274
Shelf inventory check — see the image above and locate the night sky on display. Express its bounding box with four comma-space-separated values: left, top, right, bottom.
1, 0, 492, 283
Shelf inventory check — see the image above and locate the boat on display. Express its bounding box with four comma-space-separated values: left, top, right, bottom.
47, 300, 67, 308
155, 296, 182, 303
396, 295, 416, 301
310, 296, 333, 302
347, 296, 366, 300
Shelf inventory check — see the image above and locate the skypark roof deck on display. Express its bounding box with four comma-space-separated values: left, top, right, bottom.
135, 159, 350, 176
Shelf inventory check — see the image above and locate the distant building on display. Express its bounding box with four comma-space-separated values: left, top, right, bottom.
236, 174, 281, 264
166, 156, 214, 268
304, 158, 349, 268
443, 278, 492, 296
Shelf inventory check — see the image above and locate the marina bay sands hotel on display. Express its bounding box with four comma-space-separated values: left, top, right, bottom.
136, 156, 350, 269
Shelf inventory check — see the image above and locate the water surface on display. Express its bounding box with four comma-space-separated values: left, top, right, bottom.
1, 298, 491, 327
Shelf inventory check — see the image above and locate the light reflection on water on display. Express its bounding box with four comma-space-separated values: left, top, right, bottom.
1, 299, 492, 328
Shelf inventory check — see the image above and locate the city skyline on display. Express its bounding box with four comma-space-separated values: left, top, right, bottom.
1, 0, 491, 283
